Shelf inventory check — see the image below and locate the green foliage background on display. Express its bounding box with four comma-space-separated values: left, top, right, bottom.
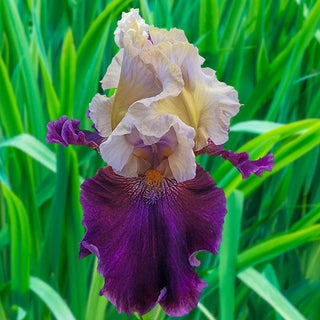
1, 0, 320, 319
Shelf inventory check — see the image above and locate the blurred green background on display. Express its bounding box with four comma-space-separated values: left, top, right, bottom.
1, 0, 320, 319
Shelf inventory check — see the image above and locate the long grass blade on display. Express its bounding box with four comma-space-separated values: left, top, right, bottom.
30, 276, 76, 320
238, 268, 306, 320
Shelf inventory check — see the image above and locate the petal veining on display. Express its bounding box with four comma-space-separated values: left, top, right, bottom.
151, 42, 240, 149
101, 49, 124, 90
100, 106, 196, 182
80, 164, 226, 316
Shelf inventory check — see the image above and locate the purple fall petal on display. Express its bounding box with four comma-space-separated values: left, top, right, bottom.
79, 164, 227, 316
220, 151, 274, 179
196, 140, 274, 179
46, 115, 104, 150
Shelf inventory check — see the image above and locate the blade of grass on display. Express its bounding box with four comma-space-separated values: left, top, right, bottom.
262, 264, 282, 320
199, 0, 218, 54
290, 202, 320, 232
39, 56, 61, 120
139, 0, 152, 24
0, 300, 6, 320
238, 267, 306, 320
60, 29, 76, 116
217, 0, 246, 73
244, 0, 320, 119
85, 259, 108, 320
30, 276, 76, 320
240, 121, 320, 196
230, 120, 283, 134
65, 149, 87, 320
39, 146, 71, 280
0, 0, 44, 139
0, 224, 9, 251
204, 225, 320, 296
2, 184, 30, 309
0, 56, 24, 136
215, 119, 317, 183
0, 134, 56, 172
197, 302, 216, 320
219, 190, 243, 320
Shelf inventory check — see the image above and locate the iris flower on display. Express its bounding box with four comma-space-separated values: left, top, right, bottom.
46, 9, 274, 317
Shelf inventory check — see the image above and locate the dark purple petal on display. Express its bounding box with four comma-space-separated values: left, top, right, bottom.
46, 116, 104, 150
80, 165, 226, 316
196, 140, 274, 179
220, 151, 274, 179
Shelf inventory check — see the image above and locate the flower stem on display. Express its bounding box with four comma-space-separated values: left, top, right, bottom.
142, 304, 163, 320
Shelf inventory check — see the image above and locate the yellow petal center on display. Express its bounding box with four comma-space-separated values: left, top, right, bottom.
144, 170, 163, 188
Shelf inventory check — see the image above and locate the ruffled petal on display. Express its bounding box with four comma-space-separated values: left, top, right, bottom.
148, 25, 188, 44
105, 45, 184, 131
109, 50, 163, 130
80, 164, 226, 316
100, 105, 196, 182
88, 94, 113, 138
46, 116, 103, 150
150, 41, 240, 149
196, 70, 240, 148
101, 49, 123, 90
220, 151, 275, 179
114, 8, 149, 49
196, 141, 275, 179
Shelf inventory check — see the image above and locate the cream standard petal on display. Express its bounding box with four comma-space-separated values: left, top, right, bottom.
101, 49, 123, 90
114, 9, 148, 48
148, 26, 188, 44
197, 73, 240, 147
102, 104, 196, 182
89, 94, 112, 138
110, 50, 163, 130
167, 119, 196, 182
151, 42, 240, 149
139, 47, 184, 102
108, 46, 184, 130
99, 119, 136, 175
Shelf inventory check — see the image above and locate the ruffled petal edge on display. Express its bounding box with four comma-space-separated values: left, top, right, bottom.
196, 140, 274, 179
46, 115, 104, 150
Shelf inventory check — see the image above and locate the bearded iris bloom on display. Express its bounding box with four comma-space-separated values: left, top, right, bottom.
46, 9, 274, 317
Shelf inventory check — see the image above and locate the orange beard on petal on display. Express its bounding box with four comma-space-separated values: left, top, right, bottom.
144, 170, 164, 188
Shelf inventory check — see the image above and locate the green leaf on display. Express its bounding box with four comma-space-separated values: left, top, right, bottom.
238, 268, 306, 320
204, 225, 320, 296
39, 57, 61, 121
85, 259, 108, 320
143, 304, 163, 320
0, 0, 44, 138
0, 134, 56, 172
0, 224, 9, 251
230, 121, 283, 134
198, 0, 218, 53
60, 29, 76, 116
290, 202, 320, 232
237, 225, 320, 271
245, 0, 320, 119
240, 121, 320, 196
197, 302, 216, 320
0, 55, 24, 136
0, 300, 6, 320
76, 0, 131, 62
256, 39, 269, 82
30, 276, 76, 320
219, 190, 244, 320
2, 184, 30, 309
